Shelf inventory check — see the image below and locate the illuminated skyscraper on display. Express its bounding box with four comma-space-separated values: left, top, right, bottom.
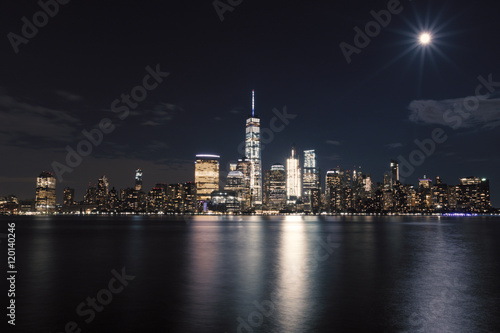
303, 149, 319, 207
135, 168, 143, 191
225, 170, 245, 208
325, 168, 343, 212
35, 171, 56, 213
84, 184, 97, 205
269, 163, 286, 208
63, 187, 74, 206
390, 160, 399, 186
286, 146, 301, 202
418, 176, 433, 210
457, 177, 491, 212
97, 175, 109, 209
236, 157, 252, 209
195, 154, 220, 202
245, 90, 262, 205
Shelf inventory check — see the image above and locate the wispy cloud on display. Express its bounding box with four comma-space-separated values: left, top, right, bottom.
408, 95, 500, 129
326, 140, 341, 146
146, 140, 169, 152
139, 103, 183, 126
0, 91, 81, 144
55, 90, 82, 102
385, 142, 403, 149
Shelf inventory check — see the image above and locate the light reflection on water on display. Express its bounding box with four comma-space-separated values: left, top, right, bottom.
6, 215, 500, 332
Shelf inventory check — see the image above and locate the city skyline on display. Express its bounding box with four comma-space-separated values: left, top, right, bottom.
1, 1, 499, 207
2, 99, 497, 210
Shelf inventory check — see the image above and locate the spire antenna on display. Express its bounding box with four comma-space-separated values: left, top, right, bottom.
252, 89, 255, 117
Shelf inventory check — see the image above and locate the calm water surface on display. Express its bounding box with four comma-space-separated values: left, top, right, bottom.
3, 215, 500, 332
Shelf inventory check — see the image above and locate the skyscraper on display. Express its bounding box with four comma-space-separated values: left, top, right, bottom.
390, 160, 399, 186
225, 170, 245, 208
457, 177, 491, 212
135, 168, 143, 191
35, 171, 56, 213
325, 168, 343, 212
236, 157, 252, 209
63, 187, 74, 206
97, 175, 109, 209
286, 146, 301, 203
195, 154, 220, 202
245, 90, 262, 206
303, 149, 319, 207
269, 163, 286, 209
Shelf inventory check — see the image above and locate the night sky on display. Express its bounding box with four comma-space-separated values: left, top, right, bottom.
1, 0, 499, 206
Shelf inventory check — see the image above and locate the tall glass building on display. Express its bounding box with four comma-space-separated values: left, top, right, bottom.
269, 163, 286, 208
97, 175, 109, 209
303, 149, 319, 206
325, 168, 343, 212
135, 168, 143, 191
236, 157, 252, 209
390, 160, 399, 187
286, 146, 301, 202
245, 90, 262, 205
63, 187, 74, 206
35, 171, 56, 213
195, 154, 220, 202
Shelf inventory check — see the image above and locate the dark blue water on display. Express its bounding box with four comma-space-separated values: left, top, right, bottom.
2, 215, 500, 332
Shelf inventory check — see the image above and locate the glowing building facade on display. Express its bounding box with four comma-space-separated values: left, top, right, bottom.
286, 146, 301, 202
35, 171, 56, 213
390, 160, 399, 187
269, 163, 286, 208
245, 90, 262, 205
195, 154, 220, 202
135, 168, 143, 191
303, 149, 320, 206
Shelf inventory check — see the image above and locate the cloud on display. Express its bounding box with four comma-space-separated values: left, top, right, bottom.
214, 117, 223, 121
385, 142, 403, 149
139, 103, 184, 126
141, 120, 162, 126
146, 140, 169, 152
55, 90, 82, 101
0, 92, 81, 145
326, 140, 341, 145
408, 95, 500, 129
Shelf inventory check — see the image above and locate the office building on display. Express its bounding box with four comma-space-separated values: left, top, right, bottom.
303, 149, 320, 208
245, 90, 262, 205
135, 168, 143, 191
35, 171, 56, 213
325, 168, 343, 212
269, 163, 286, 209
63, 187, 75, 206
286, 146, 301, 203
195, 154, 220, 202
390, 159, 399, 186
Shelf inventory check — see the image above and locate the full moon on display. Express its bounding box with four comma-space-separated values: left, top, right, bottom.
419, 32, 432, 45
